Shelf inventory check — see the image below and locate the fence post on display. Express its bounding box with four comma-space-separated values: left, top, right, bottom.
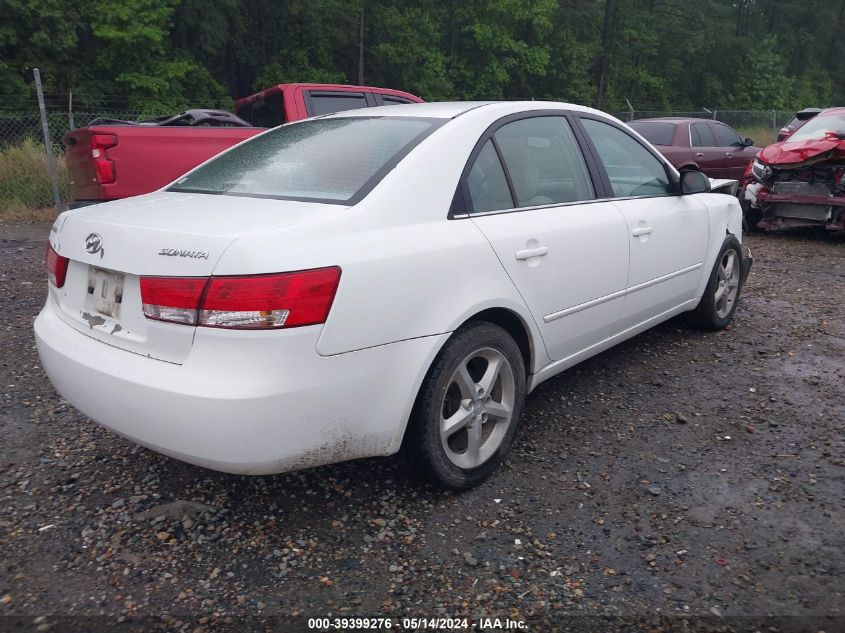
68, 91, 75, 131
772, 110, 777, 136
625, 99, 634, 121
33, 68, 62, 212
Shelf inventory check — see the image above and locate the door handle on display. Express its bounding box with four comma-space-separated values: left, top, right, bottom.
515, 246, 549, 260
725, 152, 733, 158
632, 226, 654, 237
696, 152, 705, 158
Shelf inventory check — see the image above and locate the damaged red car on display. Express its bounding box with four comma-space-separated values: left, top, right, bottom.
742, 107, 845, 232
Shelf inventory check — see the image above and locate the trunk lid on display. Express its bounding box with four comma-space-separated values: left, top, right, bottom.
50, 191, 341, 363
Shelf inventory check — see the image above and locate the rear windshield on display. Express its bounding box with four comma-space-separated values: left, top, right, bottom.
169, 116, 442, 204
786, 113, 845, 143
628, 122, 676, 146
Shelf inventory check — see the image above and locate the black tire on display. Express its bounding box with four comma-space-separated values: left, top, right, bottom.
687, 236, 745, 331
401, 322, 526, 490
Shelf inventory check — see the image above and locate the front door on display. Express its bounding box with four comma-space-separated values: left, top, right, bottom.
578, 116, 709, 330
711, 121, 754, 180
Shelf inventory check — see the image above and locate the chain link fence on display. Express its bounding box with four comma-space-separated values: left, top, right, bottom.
1, 105, 798, 218
0, 109, 153, 219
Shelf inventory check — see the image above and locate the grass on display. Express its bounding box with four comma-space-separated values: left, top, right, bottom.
737, 126, 777, 147
0, 138, 69, 224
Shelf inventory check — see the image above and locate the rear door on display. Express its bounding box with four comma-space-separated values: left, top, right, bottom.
689, 121, 725, 177
462, 113, 630, 362
576, 115, 708, 330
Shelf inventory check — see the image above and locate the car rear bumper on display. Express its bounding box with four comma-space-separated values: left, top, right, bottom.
35, 297, 447, 475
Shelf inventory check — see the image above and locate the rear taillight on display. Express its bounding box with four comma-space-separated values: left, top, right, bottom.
140, 267, 341, 329
140, 277, 207, 325
46, 243, 69, 288
91, 134, 117, 184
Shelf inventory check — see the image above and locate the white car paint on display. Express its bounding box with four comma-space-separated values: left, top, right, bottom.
35, 101, 745, 475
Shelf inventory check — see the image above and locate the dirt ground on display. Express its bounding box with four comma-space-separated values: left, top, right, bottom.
1, 223, 843, 632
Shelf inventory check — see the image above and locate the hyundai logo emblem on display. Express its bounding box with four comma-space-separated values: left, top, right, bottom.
85, 232, 104, 259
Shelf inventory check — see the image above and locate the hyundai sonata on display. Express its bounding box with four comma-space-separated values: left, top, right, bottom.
35, 102, 751, 489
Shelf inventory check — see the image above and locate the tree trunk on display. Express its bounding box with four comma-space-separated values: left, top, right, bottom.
358, 4, 365, 85
595, 0, 616, 109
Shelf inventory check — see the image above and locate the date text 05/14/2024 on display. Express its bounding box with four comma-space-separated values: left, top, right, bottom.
307, 617, 527, 630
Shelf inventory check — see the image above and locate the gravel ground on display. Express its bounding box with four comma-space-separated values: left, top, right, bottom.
1, 224, 843, 632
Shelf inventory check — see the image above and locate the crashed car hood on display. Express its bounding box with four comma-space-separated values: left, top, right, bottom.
757, 135, 845, 167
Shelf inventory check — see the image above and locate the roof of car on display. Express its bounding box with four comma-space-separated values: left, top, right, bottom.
326, 101, 608, 120
630, 117, 711, 124
819, 107, 845, 116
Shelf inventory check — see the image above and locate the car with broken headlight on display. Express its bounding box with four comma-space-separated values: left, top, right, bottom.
776, 107, 823, 142
741, 107, 845, 232
36, 101, 752, 490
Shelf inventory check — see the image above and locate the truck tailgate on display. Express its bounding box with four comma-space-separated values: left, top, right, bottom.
64, 126, 263, 203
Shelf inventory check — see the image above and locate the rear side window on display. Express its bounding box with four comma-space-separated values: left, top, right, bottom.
581, 118, 672, 198
169, 117, 442, 204
713, 123, 743, 147
628, 122, 676, 146
236, 96, 284, 127
466, 140, 514, 213
690, 122, 717, 147
494, 116, 594, 206
307, 92, 368, 116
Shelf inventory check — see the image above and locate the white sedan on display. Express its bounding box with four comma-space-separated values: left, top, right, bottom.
35, 101, 751, 489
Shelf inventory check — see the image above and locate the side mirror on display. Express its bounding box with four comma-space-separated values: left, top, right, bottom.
679, 169, 711, 195
743, 137, 754, 147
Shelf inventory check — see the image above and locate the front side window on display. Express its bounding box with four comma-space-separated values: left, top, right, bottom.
713, 123, 743, 147
307, 92, 369, 116
466, 140, 513, 213
380, 96, 413, 105
169, 117, 440, 204
494, 116, 594, 206
581, 118, 672, 198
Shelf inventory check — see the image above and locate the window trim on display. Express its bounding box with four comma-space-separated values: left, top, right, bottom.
573, 113, 679, 200
303, 90, 372, 116
375, 93, 414, 106
450, 110, 605, 219
689, 121, 717, 148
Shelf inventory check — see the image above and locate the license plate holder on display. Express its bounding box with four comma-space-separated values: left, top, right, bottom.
85, 267, 125, 318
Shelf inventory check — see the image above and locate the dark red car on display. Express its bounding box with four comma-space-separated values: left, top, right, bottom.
628, 118, 759, 180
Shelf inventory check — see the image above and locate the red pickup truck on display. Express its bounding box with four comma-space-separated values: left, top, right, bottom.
64, 83, 422, 206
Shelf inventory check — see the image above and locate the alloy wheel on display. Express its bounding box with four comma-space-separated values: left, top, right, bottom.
439, 347, 516, 469
715, 248, 740, 319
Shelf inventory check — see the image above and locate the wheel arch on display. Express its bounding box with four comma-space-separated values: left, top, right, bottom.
390, 304, 543, 455
463, 307, 534, 377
